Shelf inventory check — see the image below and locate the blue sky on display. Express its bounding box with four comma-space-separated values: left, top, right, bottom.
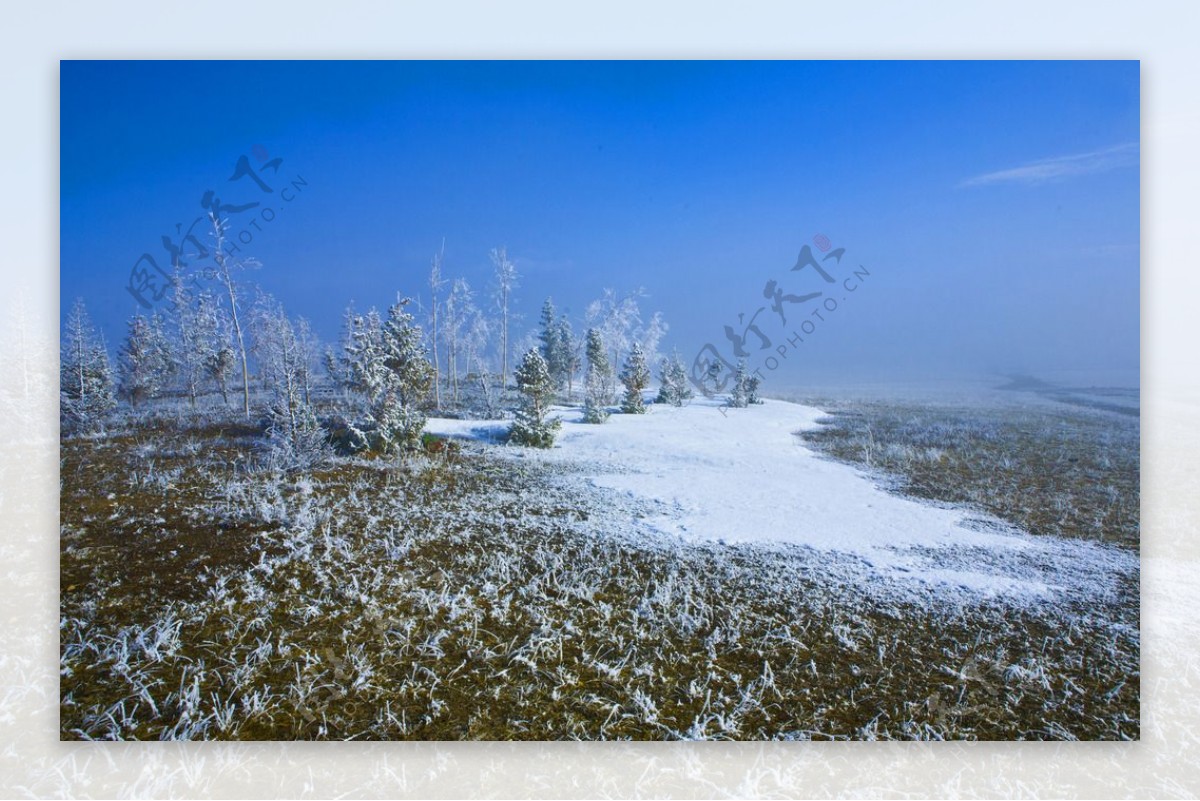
60, 60, 1139, 388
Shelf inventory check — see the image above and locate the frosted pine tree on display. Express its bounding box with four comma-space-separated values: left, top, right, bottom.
619, 342, 651, 414
582, 327, 611, 424
345, 300, 433, 453
380, 301, 434, 402
117, 312, 173, 409
656, 351, 694, 406
171, 276, 219, 408
655, 356, 676, 405
251, 296, 327, 468
207, 345, 235, 407
324, 303, 359, 398
728, 360, 750, 408
745, 372, 763, 404
322, 345, 342, 393
343, 308, 383, 449
198, 295, 235, 406
374, 299, 434, 452
508, 348, 562, 448
703, 359, 723, 398
537, 297, 567, 392
149, 311, 177, 391
557, 315, 581, 401
60, 298, 116, 434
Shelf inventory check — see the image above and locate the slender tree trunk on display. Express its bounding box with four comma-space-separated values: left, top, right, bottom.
285, 348, 298, 450
211, 215, 251, 419
75, 322, 86, 409
478, 369, 494, 418
429, 242, 445, 410
431, 297, 441, 410
500, 290, 508, 390
229, 289, 250, 419
433, 309, 441, 409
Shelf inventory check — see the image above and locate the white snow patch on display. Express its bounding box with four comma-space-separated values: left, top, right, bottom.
425, 397, 1136, 603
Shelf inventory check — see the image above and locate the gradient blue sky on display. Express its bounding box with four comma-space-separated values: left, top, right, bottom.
60, 60, 1139, 389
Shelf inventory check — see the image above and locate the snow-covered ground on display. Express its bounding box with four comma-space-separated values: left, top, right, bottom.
425, 396, 1137, 605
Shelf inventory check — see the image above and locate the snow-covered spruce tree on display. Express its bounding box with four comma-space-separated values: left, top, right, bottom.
149, 312, 177, 390
656, 351, 695, 406
194, 290, 226, 398
655, 356, 676, 405
537, 297, 567, 393
251, 296, 327, 468
60, 298, 116, 434
557, 315, 581, 401
342, 308, 382, 448
322, 345, 342, 392
171, 275, 219, 408
207, 345, 235, 407
375, 300, 434, 451
745, 372, 763, 404
582, 327, 612, 424
728, 360, 750, 408
323, 303, 359, 399
619, 342, 651, 414
703, 359, 724, 397
345, 300, 434, 454
195, 294, 235, 406
508, 348, 562, 448
117, 312, 174, 409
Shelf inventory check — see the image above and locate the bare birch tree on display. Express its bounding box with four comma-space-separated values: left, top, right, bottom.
489, 246, 518, 390
208, 213, 257, 419
428, 241, 446, 410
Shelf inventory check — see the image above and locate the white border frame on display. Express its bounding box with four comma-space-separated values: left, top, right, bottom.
5, 1, 1198, 796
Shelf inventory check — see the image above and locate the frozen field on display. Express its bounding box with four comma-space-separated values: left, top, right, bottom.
61, 392, 1140, 740
427, 396, 1138, 607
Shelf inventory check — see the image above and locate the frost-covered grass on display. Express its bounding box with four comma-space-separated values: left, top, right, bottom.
61, 406, 1138, 740
790, 396, 1139, 549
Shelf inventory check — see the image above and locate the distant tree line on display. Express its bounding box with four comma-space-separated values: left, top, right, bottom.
62, 215, 766, 462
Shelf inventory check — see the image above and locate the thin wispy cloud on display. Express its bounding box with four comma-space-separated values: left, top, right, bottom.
961, 142, 1139, 188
